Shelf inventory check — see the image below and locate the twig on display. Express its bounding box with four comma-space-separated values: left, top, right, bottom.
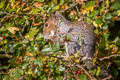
0, 72, 9, 74
48, 72, 53, 80
70, 67, 80, 80
0, 11, 9, 15
102, 74, 112, 80
99, 54, 120, 61
60, 2, 78, 13
19, 31, 24, 39
42, 52, 61, 56
22, 24, 26, 33
0, 11, 43, 16
0, 54, 12, 59
63, 69, 68, 80
76, 65, 97, 80
0, 12, 45, 22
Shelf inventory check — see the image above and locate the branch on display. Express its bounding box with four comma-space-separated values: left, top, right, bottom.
63, 69, 68, 80
0, 11, 9, 15
0, 11, 45, 22
60, 2, 78, 13
102, 74, 112, 80
76, 65, 97, 80
0, 11, 44, 16
0, 72, 9, 74
0, 54, 12, 59
99, 54, 120, 61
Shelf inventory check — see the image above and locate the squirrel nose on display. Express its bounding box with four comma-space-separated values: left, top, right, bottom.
50, 30, 55, 36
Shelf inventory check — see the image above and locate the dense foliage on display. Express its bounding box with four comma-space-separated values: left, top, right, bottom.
0, 0, 120, 80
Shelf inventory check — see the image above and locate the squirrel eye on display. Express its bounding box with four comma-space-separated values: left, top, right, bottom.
45, 23, 49, 27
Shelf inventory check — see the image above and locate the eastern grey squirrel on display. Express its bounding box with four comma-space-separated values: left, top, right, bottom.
43, 11, 95, 59
43, 12, 110, 79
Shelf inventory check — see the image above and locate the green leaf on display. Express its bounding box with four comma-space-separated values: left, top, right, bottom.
13, 42, 23, 48
29, 27, 39, 38
30, 8, 40, 14
99, 38, 106, 50
104, 34, 109, 41
58, 65, 65, 71
100, 5, 105, 14
103, 24, 108, 30
36, 33, 44, 41
96, 67, 101, 76
34, 0, 44, 2
66, 34, 71, 41
60, 0, 65, 5
0, 66, 9, 70
112, 37, 119, 43
2, 75, 9, 80
56, 65, 65, 74
48, 62, 54, 68
114, 60, 120, 69
51, 42, 60, 52
34, 57, 43, 67
11, 69, 23, 80
95, 18, 103, 24
22, 62, 28, 70
110, 2, 120, 10
86, 1, 96, 8
0, 26, 7, 32
25, 27, 39, 41
41, 45, 52, 52
111, 67, 119, 77
34, 67, 39, 74
24, 16, 29, 25
104, 13, 112, 20
55, 76, 64, 80
0, 1, 5, 9
78, 74, 88, 80
88, 10, 97, 19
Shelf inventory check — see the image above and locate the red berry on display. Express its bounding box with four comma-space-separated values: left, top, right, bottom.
2, 36, 5, 40
77, 70, 81, 74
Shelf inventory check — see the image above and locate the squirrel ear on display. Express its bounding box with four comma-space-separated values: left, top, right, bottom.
49, 13, 55, 21
50, 13, 54, 17
55, 11, 67, 21
55, 11, 60, 16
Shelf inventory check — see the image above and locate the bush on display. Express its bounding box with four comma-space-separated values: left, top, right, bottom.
0, 0, 120, 80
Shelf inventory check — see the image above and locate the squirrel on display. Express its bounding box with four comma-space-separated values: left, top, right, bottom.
43, 11, 110, 79
43, 11, 96, 59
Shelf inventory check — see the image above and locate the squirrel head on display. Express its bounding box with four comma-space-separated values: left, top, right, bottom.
43, 17, 57, 41
43, 11, 67, 41
43, 12, 59, 41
